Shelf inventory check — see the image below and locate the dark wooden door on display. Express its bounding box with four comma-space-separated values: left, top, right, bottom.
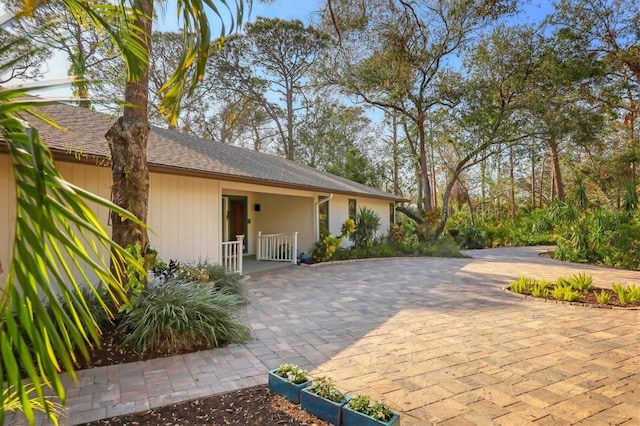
229, 198, 246, 251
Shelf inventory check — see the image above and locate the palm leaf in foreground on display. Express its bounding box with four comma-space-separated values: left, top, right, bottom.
0, 80, 142, 426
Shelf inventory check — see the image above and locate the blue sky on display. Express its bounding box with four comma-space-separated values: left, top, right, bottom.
30, 0, 556, 98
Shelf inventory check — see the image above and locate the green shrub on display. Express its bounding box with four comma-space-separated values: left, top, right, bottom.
174, 260, 246, 300
594, 290, 611, 304
551, 285, 581, 302
307, 377, 347, 403
531, 280, 550, 298
347, 395, 394, 422
454, 225, 486, 249
612, 283, 640, 304
428, 236, 465, 257
510, 277, 535, 294
121, 281, 251, 353
567, 273, 594, 292
351, 207, 381, 249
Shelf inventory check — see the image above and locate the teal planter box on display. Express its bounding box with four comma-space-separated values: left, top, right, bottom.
342, 405, 401, 426
268, 369, 310, 404
300, 388, 348, 426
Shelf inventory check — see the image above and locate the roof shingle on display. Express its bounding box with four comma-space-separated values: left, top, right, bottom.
28, 103, 403, 201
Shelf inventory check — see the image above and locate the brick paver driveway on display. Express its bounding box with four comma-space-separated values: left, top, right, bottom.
16, 246, 637, 425
245, 246, 639, 425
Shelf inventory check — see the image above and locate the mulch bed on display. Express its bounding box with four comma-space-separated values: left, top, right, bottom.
80, 384, 331, 426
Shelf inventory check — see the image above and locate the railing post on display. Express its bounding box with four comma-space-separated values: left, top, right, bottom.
292, 232, 298, 264
236, 235, 244, 275
257, 231, 262, 261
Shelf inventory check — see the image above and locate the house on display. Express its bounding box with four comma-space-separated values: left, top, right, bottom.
1, 103, 404, 279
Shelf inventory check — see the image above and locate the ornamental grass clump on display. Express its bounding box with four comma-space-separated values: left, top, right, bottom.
594, 289, 611, 304
510, 276, 536, 294
612, 283, 640, 305
274, 364, 309, 384
121, 281, 250, 353
567, 273, 594, 291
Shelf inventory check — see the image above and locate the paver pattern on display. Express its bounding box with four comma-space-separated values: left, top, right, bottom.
7, 246, 639, 425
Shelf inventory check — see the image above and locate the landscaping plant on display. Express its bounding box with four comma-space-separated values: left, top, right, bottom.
120, 281, 250, 353
306, 376, 347, 403
347, 394, 394, 422
351, 207, 381, 249
274, 364, 309, 384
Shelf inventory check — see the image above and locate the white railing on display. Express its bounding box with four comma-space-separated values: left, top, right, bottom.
257, 231, 298, 264
222, 235, 244, 275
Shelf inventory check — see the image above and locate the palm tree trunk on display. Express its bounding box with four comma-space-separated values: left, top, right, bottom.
105, 0, 152, 262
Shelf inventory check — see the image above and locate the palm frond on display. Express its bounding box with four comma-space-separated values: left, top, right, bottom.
159, 0, 249, 124
0, 52, 143, 426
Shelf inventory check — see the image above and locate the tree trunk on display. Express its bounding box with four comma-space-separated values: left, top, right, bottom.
417, 115, 433, 213
549, 136, 564, 200
286, 82, 294, 160
391, 114, 400, 195
105, 0, 152, 266
509, 145, 515, 219
539, 154, 546, 207
530, 149, 535, 209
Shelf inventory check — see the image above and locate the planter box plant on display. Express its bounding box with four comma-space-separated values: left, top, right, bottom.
268, 364, 310, 404
300, 377, 348, 426
342, 395, 400, 426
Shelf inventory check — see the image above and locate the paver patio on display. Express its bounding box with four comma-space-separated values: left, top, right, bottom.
7, 246, 639, 425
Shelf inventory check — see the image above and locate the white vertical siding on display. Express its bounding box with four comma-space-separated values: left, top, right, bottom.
253, 193, 315, 254
147, 173, 220, 264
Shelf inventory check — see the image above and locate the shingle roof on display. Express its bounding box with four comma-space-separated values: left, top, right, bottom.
26, 103, 404, 201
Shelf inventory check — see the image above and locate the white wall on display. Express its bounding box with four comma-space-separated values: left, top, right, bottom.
253, 193, 315, 254
148, 173, 221, 264
327, 194, 393, 247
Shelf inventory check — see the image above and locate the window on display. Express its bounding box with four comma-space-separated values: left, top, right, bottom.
389, 203, 395, 225
318, 196, 329, 236
348, 199, 357, 220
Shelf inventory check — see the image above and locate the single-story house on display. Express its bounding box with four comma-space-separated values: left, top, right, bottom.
1, 102, 404, 280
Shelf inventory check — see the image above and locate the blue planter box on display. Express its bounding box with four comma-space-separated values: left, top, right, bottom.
267, 369, 310, 404
300, 388, 348, 426
342, 405, 401, 426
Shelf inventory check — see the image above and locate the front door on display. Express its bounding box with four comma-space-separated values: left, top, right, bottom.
228, 197, 247, 253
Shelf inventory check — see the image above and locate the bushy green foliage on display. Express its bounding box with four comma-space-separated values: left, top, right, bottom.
611, 283, 640, 304
120, 281, 250, 353
454, 225, 487, 249
274, 364, 308, 384
350, 207, 381, 249
567, 273, 593, 291
547, 199, 640, 270
347, 395, 393, 421
307, 377, 347, 403
173, 260, 247, 300
594, 290, 611, 304
510, 277, 536, 294
531, 280, 551, 297
551, 285, 581, 302
312, 219, 355, 262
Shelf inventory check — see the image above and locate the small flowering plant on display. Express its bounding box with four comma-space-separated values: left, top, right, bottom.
347, 394, 393, 421
274, 363, 309, 385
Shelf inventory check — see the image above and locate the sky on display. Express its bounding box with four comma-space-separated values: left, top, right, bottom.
21, 0, 555, 98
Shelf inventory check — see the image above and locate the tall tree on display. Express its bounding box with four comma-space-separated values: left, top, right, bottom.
552, 0, 640, 188
1, 0, 246, 422
104, 0, 246, 270
319, 0, 516, 217
6, 0, 119, 108
213, 17, 328, 160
